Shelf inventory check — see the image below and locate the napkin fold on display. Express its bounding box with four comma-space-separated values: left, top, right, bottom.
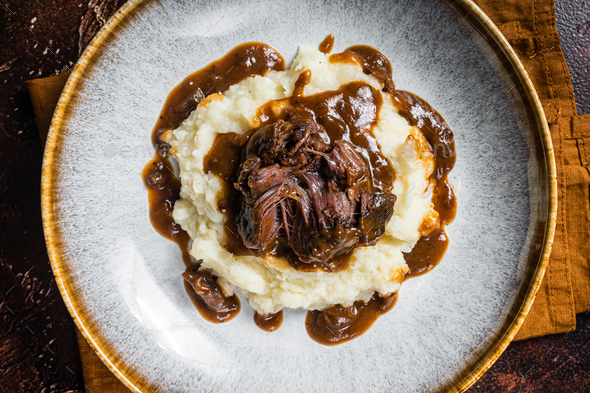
27, 0, 590, 390
475, 0, 590, 340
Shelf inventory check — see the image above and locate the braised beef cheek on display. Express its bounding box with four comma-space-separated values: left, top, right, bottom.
234, 111, 396, 264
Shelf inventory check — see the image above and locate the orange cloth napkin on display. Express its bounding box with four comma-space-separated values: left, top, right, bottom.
27, 0, 590, 390
475, 0, 590, 340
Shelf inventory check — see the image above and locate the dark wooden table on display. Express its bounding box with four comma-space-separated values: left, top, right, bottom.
1, 1, 588, 392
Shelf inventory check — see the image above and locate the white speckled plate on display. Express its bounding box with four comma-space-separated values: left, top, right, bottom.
42, 0, 556, 392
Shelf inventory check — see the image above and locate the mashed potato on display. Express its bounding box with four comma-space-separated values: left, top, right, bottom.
167, 48, 436, 314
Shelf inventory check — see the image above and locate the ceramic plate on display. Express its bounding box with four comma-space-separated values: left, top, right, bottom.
42, 0, 556, 392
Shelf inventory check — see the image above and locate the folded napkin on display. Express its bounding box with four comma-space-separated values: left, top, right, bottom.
27, 0, 589, 390
475, 0, 590, 339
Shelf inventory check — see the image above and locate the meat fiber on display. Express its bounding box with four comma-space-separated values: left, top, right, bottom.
234, 111, 396, 264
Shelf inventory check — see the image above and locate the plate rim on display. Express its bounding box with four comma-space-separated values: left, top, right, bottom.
40, 0, 557, 391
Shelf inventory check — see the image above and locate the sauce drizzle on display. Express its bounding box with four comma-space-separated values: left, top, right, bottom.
204, 77, 395, 273
403, 227, 449, 278
143, 36, 456, 342
143, 43, 285, 323
331, 44, 457, 277
318, 34, 335, 54
183, 264, 240, 323
253, 311, 284, 332
305, 292, 398, 345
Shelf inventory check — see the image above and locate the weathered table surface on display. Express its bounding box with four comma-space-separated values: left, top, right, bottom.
0, 1, 588, 392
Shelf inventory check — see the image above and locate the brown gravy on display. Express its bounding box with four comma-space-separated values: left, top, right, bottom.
142, 159, 192, 265
253, 311, 284, 332
204, 76, 395, 273
300, 42, 456, 341
331, 45, 457, 278
305, 292, 398, 345
143, 36, 456, 343
390, 90, 457, 226
183, 265, 240, 324
318, 34, 335, 54
143, 43, 285, 322
403, 227, 449, 278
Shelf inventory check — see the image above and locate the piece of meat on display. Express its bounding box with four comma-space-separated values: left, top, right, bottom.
234, 112, 397, 265
247, 164, 290, 199
302, 223, 360, 263
307, 140, 371, 200
235, 185, 282, 250
300, 173, 354, 228
281, 174, 359, 263
323, 140, 369, 189
241, 112, 330, 169
358, 193, 397, 246
182, 270, 227, 310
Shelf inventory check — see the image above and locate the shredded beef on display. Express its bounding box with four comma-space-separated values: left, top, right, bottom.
234, 111, 397, 264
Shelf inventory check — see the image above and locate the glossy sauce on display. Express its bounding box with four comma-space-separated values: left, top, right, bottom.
142, 159, 192, 265
253, 311, 284, 332
390, 90, 457, 225
143, 43, 285, 322
403, 227, 449, 278
305, 292, 398, 345
330, 46, 395, 92
288, 77, 394, 194
204, 72, 395, 273
144, 36, 456, 343
318, 34, 335, 54
183, 265, 240, 323
301, 41, 457, 343
331, 44, 457, 277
